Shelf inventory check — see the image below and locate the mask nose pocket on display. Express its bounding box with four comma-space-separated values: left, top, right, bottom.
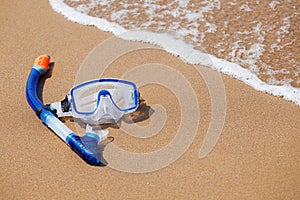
91, 90, 121, 124
96, 90, 113, 114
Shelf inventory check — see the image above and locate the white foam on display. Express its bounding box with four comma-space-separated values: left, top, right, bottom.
49, 0, 300, 106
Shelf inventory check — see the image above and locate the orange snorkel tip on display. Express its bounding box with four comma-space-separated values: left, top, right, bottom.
33, 54, 51, 74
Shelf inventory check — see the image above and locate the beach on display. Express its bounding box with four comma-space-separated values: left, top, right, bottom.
0, 0, 299, 199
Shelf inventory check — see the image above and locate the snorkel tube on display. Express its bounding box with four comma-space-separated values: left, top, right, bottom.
26, 55, 102, 166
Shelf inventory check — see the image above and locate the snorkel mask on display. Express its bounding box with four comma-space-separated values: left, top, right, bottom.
26, 55, 139, 165
50, 79, 139, 124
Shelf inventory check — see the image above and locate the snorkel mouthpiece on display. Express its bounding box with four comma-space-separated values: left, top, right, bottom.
66, 133, 102, 166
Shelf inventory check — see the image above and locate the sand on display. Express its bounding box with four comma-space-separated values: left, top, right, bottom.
0, 0, 299, 199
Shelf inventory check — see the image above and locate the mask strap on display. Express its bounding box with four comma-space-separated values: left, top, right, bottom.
49, 95, 72, 117
60, 95, 71, 112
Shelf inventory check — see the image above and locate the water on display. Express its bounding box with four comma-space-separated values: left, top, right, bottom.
49, 0, 300, 105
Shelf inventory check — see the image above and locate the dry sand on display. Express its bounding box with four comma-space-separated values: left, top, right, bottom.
0, 0, 299, 199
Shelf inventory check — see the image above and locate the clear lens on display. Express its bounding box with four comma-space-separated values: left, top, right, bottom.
70, 79, 138, 115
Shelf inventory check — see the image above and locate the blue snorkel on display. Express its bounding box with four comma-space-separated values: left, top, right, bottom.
26, 55, 103, 166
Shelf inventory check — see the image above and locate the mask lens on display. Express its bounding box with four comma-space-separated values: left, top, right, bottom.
108, 82, 136, 111
70, 79, 138, 115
